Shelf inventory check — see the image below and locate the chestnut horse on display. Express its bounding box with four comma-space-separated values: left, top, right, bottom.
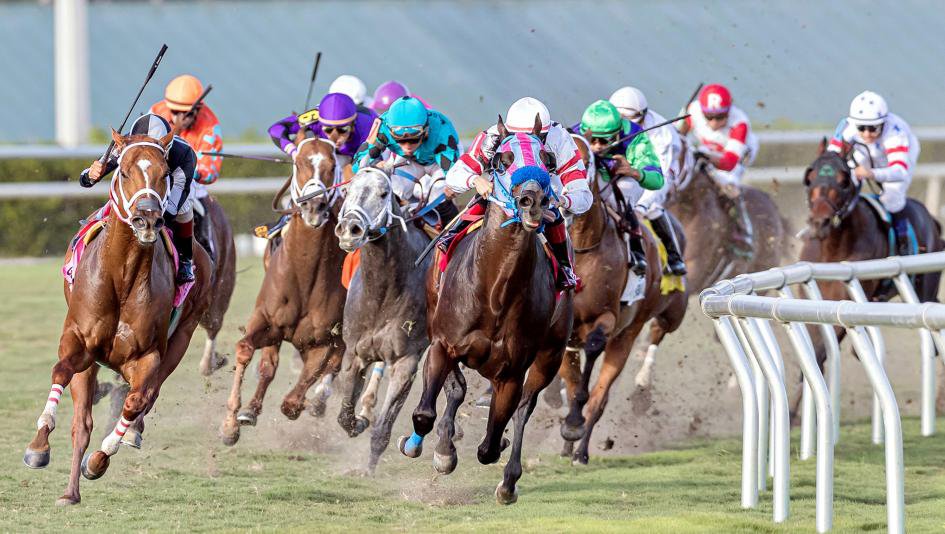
401, 117, 573, 504
23, 130, 212, 505
220, 135, 347, 445
333, 165, 433, 473
668, 163, 787, 293
559, 135, 688, 464
800, 139, 943, 400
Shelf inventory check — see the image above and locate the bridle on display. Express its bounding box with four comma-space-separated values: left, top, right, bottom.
338, 167, 408, 244
290, 137, 342, 208
806, 150, 862, 230
487, 132, 554, 229
108, 141, 170, 225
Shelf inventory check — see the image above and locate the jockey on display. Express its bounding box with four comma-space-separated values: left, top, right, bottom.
370, 80, 431, 114
828, 90, 920, 255
678, 83, 758, 254
610, 86, 688, 275
268, 92, 378, 173
149, 74, 222, 206
79, 114, 198, 284
578, 99, 664, 276
352, 96, 461, 226
328, 74, 373, 114
443, 97, 591, 289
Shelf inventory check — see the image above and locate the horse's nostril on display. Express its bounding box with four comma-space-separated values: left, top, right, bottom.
154, 218, 164, 229
131, 216, 146, 230
350, 224, 363, 236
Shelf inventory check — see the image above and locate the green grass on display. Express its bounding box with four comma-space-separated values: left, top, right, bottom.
1, 259, 945, 532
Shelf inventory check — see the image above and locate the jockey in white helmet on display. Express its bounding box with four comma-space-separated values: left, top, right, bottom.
444, 97, 591, 289
609, 86, 688, 275
828, 90, 920, 254
328, 74, 373, 112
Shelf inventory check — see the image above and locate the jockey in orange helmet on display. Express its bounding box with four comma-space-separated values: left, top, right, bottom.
150, 75, 223, 188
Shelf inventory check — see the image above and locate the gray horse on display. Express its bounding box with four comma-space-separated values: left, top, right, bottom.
334, 166, 433, 473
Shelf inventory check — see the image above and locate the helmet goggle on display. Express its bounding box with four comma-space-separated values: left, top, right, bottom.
298, 109, 320, 127
582, 126, 620, 144
390, 125, 427, 143
323, 124, 352, 135
856, 123, 883, 133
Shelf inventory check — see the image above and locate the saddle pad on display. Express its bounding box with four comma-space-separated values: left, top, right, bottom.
641, 219, 686, 295
860, 193, 917, 255
63, 204, 194, 310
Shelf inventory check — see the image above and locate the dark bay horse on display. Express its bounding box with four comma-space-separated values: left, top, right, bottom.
195, 195, 237, 376
332, 165, 433, 473
220, 135, 347, 445
23, 130, 212, 505
402, 118, 573, 504
559, 135, 688, 464
668, 163, 788, 292
801, 139, 943, 398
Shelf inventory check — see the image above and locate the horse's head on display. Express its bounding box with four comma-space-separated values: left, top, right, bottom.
803, 137, 859, 237
334, 166, 406, 251
108, 129, 174, 244
490, 114, 556, 231
291, 132, 338, 227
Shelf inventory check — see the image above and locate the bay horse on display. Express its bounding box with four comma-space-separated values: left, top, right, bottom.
559, 135, 688, 464
401, 117, 573, 504
801, 138, 943, 400
332, 165, 433, 473
23, 129, 212, 505
195, 194, 237, 376
668, 161, 788, 292
220, 135, 347, 446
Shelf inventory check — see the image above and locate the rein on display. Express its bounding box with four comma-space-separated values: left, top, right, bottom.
109, 141, 171, 225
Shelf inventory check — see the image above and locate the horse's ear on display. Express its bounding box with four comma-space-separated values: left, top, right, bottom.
840, 141, 853, 158
803, 167, 814, 187
294, 128, 307, 147
110, 128, 126, 151
539, 150, 557, 173
532, 114, 542, 137
159, 130, 175, 150
497, 115, 509, 139
817, 136, 828, 156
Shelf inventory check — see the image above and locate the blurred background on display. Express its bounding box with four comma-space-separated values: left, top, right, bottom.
2, 0, 945, 255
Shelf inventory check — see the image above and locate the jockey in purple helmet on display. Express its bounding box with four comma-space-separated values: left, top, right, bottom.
370, 80, 432, 114
268, 92, 377, 174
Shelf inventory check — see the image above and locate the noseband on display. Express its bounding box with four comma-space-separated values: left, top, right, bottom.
338, 168, 408, 243
108, 141, 170, 225
807, 151, 861, 229
488, 133, 555, 228
290, 137, 342, 209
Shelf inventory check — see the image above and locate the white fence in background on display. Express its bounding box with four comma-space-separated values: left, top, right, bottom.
700, 252, 945, 534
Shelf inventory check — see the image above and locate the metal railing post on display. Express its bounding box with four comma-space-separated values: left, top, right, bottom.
740, 317, 790, 523
845, 278, 886, 444
714, 317, 759, 508
802, 280, 841, 444
847, 327, 905, 534
892, 271, 937, 436
732, 317, 769, 490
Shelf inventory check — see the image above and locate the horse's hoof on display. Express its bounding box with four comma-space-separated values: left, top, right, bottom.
23, 447, 50, 469
81, 452, 109, 480
398, 435, 423, 458
210, 354, 228, 374
454, 423, 464, 442
55, 495, 80, 506
571, 453, 589, 466
220, 422, 241, 446
352, 416, 370, 436
236, 410, 257, 426
495, 482, 518, 505
560, 422, 585, 442
307, 399, 327, 418
433, 450, 458, 475
121, 429, 142, 449
499, 437, 510, 453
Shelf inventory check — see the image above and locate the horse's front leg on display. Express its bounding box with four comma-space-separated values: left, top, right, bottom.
308, 349, 342, 417
433, 365, 467, 475
220, 313, 271, 445
478, 376, 521, 465
57, 365, 98, 506
356, 361, 387, 429
336, 349, 369, 437
399, 340, 451, 458
24, 329, 92, 470
367, 353, 420, 473
562, 324, 608, 441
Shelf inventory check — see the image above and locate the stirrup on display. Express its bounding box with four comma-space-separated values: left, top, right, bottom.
557, 265, 578, 290
176, 259, 195, 285
629, 253, 647, 276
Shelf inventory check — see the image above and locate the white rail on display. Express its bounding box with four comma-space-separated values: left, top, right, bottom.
700, 252, 945, 533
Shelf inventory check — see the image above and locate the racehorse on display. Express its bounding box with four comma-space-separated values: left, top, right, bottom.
401, 116, 573, 504
559, 135, 688, 464
801, 138, 943, 400
668, 161, 788, 292
333, 165, 433, 473
23, 129, 212, 505
194, 194, 237, 376
219, 135, 347, 446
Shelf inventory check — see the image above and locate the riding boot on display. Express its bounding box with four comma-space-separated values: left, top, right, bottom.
170, 219, 195, 285
892, 210, 912, 256
436, 198, 486, 253
726, 194, 754, 257
651, 212, 687, 275
624, 205, 648, 276
545, 217, 578, 290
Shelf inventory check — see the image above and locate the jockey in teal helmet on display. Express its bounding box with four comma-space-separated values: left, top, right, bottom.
353, 96, 460, 225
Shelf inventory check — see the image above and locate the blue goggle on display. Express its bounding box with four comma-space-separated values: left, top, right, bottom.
390, 125, 427, 140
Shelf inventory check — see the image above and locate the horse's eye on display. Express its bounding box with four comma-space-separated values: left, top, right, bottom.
380, 190, 389, 199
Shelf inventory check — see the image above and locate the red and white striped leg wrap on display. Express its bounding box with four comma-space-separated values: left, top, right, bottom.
101, 416, 133, 456
37, 384, 65, 430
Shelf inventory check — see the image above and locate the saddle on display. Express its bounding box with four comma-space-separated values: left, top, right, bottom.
64, 203, 195, 336
861, 193, 918, 256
